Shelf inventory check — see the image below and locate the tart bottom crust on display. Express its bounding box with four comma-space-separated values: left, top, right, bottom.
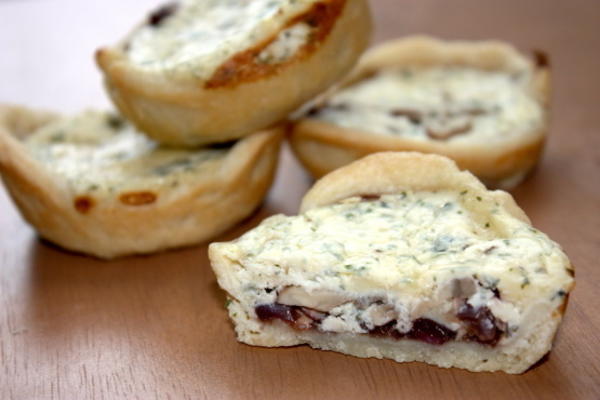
0, 105, 283, 259
290, 36, 550, 189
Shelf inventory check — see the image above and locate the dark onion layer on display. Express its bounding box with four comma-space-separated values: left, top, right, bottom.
256, 301, 506, 347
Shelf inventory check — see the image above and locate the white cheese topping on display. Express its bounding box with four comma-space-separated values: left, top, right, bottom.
257, 23, 312, 64
311, 67, 544, 143
127, 0, 316, 78
221, 193, 572, 337
24, 111, 228, 195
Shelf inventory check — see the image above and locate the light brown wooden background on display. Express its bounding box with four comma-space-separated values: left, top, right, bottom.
1, 0, 599, 399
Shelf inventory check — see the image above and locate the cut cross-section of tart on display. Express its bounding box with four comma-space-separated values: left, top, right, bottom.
96, 0, 372, 146
0, 105, 282, 259
209, 152, 573, 373
290, 36, 550, 189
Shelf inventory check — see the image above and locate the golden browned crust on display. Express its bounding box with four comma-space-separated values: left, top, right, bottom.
290, 35, 551, 189
96, 0, 372, 146
0, 105, 283, 259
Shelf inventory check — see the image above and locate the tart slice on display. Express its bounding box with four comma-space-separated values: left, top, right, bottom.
0, 105, 282, 259
290, 36, 550, 189
96, 0, 372, 146
209, 152, 573, 373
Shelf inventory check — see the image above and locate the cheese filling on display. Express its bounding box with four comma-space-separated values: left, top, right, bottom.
257, 23, 312, 64
126, 0, 316, 78
24, 112, 229, 195
224, 194, 572, 347
309, 67, 544, 143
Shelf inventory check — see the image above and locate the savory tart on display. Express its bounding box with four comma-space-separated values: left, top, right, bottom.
96, 0, 372, 146
0, 105, 283, 259
209, 152, 573, 373
290, 36, 550, 189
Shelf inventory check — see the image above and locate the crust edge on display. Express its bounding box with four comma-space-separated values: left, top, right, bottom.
299, 152, 530, 224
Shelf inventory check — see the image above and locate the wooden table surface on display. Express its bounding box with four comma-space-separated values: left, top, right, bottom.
1, 0, 599, 399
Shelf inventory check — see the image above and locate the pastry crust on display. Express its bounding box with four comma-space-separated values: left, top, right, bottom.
209, 152, 574, 373
96, 0, 372, 146
290, 36, 551, 189
300, 152, 530, 222
0, 105, 283, 259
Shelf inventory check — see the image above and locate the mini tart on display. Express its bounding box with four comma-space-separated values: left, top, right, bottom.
96, 0, 372, 146
290, 36, 551, 189
0, 105, 283, 259
209, 152, 573, 374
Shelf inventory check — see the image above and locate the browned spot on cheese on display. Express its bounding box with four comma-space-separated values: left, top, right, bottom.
532, 49, 550, 68
483, 246, 497, 255
464, 108, 487, 117
74, 196, 94, 214
360, 194, 381, 201
205, 0, 346, 89
390, 108, 422, 124
427, 123, 473, 140
119, 191, 157, 206
148, 2, 179, 27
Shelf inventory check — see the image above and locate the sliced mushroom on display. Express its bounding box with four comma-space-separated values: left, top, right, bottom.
438, 278, 478, 301
426, 123, 472, 140
389, 108, 422, 124
364, 303, 397, 327
452, 278, 478, 299
277, 286, 349, 312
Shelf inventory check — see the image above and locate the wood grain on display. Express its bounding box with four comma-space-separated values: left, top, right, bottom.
1, 0, 599, 399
